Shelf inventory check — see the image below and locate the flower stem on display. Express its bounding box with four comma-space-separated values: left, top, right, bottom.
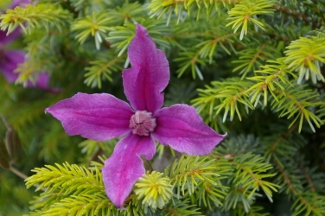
9, 166, 28, 179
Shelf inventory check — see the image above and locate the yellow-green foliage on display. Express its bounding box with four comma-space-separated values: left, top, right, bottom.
24, 151, 280, 215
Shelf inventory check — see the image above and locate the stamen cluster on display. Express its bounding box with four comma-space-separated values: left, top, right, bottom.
129, 111, 156, 136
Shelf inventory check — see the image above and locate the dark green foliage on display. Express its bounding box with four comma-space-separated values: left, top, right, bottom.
0, 0, 324, 215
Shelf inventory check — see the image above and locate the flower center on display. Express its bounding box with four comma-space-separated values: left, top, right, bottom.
129, 111, 156, 136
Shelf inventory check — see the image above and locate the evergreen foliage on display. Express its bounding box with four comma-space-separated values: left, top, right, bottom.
0, 0, 324, 215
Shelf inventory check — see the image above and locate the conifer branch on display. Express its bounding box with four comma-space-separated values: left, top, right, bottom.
71, 11, 113, 49
106, 21, 171, 56
264, 123, 298, 157
233, 43, 271, 78
197, 31, 239, 61
193, 60, 324, 132
273, 159, 325, 215
148, 0, 240, 22
0, 4, 71, 34
284, 36, 325, 84
273, 2, 324, 28
226, 0, 275, 40
271, 85, 324, 132
25, 162, 104, 193
166, 155, 227, 198
164, 199, 203, 216
24, 162, 116, 215
175, 50, 208, 79
84, 53, 125, 88
1, 1, 324, 215
192, 78, 254, 122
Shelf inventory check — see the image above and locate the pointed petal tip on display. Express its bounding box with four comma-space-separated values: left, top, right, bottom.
213, 131, 227, 149
153, 104, 226, 155
44, 107, 50, 114
216, 131, 227, 141
135, 23, 147, 35
221, 132, 227, 139
123, 23, 169, 113
102, 134, 156, 209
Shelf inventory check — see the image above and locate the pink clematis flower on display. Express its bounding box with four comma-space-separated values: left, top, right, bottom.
8, 0, 30, 9
0, 0, 59, 92
0, 29, 58, 92
45, 24, 226, 208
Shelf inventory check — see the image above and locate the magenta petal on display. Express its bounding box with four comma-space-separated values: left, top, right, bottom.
26, 72, 60, 93
24, 72, 50, 88
0, 50, 59, 91
36, 73, 61, 93
102, 133, 156, 208
45, 93, 134, 141
122, 24, 170, 113
9, 0, 31, 9
153, 104, 226, 155
0, 50, 25, 82
33, 72, 50, 88
0, 28, 21, 45
0, 51, 58, 92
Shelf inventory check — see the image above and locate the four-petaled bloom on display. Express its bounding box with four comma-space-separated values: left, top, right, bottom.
0, 0, 58, 92
45, 24, 226, 208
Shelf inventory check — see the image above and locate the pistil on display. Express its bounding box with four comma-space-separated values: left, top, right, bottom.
129, 111, 156, 136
